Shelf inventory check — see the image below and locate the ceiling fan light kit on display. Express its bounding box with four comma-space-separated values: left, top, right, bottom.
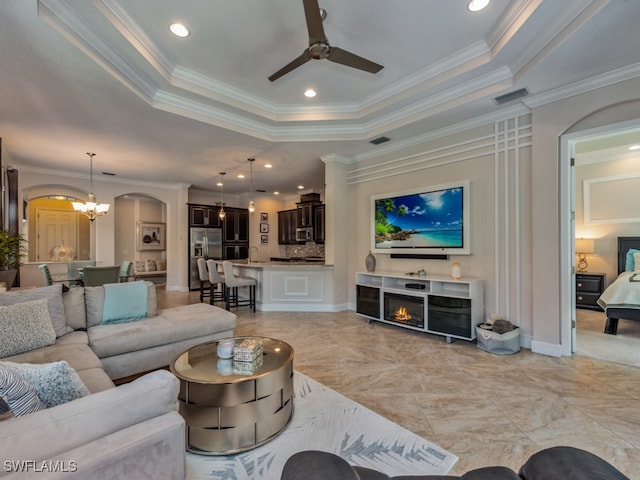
268, 0, 383, 82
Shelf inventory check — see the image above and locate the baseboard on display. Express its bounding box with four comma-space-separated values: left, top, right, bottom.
531, 340, 562, 357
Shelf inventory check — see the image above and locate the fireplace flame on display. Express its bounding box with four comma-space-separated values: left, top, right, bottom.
394, 306, 412, 322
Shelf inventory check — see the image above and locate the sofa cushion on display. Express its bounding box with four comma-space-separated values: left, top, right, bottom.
88, 303, 237, 359
0, 370, 180, 469
0, 360, 90, 408
85, 281, 157, 328
0, 299, 56, 358
1, 337, 114, 394
0, 368, 46, 417
63, 286, 87, 330
0, 283, 70, 337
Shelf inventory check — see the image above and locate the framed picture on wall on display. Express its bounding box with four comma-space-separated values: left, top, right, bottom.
137, 222, 166, 251
260, 223, 269, 233
261, 235, 268, 244
260, 212, 268, 221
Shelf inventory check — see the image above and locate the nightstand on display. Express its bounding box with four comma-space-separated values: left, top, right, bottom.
576, 272, 605, 310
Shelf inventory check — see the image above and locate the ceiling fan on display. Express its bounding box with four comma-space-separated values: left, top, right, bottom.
268, 0, 384, 82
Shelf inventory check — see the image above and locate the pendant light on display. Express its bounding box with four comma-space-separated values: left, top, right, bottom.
218, 172, 226, 220
247, 157, 255, 213
72, 152, 110, 222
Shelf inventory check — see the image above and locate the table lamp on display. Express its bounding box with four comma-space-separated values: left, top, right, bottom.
575, 238, 595, 272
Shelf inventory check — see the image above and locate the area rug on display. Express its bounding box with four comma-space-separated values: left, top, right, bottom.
186, 371, 457, 480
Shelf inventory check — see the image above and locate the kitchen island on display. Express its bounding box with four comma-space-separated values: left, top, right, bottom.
228, 260, 334, 312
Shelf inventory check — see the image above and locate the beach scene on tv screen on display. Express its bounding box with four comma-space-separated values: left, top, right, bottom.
375, 187, 463, 249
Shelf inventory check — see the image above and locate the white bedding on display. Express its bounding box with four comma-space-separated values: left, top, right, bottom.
597, 271, 640, 310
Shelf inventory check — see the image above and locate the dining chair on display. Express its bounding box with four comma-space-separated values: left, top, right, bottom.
38, 264, 54, 286
67, 260, 95, 286
119, 260, 133, 282
221, 260, 256, 312
82, 265, 121, 287
205, 259, 225, 305
196, 258, 210, 303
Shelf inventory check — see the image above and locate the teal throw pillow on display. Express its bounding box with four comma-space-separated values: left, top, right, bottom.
625, 249, 640, 271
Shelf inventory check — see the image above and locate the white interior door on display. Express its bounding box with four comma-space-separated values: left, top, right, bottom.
36, 209, 78, 261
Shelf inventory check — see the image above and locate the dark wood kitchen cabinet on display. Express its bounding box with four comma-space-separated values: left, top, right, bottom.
188, 204, 220, 227
314, 204, 325, 244
223, 208, 249, 243
278, 209, 298, 245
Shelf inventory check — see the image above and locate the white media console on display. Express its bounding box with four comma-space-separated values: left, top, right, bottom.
356, 271, 484, 342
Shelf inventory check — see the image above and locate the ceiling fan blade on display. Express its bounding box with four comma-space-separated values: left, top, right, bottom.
327, 47, 384, 74
268, 50, 311, 82
303, 0, 327, 45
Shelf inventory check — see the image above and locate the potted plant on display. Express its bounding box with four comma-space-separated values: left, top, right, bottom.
0, 229, 28, 289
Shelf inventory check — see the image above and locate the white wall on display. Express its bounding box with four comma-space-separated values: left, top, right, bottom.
575, 153, 640, 285
345, 116, 535, 344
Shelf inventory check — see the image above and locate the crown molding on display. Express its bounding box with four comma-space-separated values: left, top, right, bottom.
523, 61, 640, 108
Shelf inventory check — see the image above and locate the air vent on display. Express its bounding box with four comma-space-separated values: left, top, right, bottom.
494, 88, 529, 105
369, 136, 390, 145
101, 172, 116, 176
256, 189, 266, 193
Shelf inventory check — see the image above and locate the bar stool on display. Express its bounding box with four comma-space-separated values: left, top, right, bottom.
221, 260, 256, 312
196, 258, 210, 303
205, 259, 226, 305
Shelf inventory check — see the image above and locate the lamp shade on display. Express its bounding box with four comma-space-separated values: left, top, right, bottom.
575, 238, 595, 254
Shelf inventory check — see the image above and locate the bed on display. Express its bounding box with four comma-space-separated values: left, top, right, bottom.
597, 236, 640, 335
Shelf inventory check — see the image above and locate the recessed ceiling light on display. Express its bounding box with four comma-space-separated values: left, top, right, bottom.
304, 89, 317, 98
629, 145, 640, 151
265, 164, 272, 168
297, 185, 304, 190
467, 0, 489, 12
169, 23, 190, 38
274, 191, 280, 195
216, 181, 223, 186
238, 173, 245, 179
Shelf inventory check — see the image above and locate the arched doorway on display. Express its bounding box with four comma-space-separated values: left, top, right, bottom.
27, 196, 91, 262
560, 101, 640, 366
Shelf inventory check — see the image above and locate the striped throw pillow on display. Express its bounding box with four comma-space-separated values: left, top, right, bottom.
0, 368, 46, 417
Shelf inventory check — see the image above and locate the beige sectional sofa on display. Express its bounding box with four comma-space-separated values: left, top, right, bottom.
0, 282, 237, 479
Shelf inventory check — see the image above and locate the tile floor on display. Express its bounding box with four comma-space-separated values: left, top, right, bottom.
159, 289, 640, 477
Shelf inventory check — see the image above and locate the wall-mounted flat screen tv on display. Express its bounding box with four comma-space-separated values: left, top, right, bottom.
372, 180, 470, 255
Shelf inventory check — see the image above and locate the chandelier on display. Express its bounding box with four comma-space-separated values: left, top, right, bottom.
247, 157, 255, 213
217, 172, 226, 220
72, 152, 110, 222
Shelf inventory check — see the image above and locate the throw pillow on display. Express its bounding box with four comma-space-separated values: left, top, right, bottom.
156, 258, 166, 271
0, 360, 89, 408
0, 299, 56, 358
0, 368, 46, 417
145, 259, 158, 272
134, 260, 146, 274
0, 283, 70, 337
635, 252, 640, 273
625, 248, 640, 271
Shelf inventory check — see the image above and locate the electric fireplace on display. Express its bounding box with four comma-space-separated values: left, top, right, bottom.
383, 292, 424, 329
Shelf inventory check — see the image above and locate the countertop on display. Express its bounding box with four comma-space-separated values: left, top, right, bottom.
231, 259, 332, 268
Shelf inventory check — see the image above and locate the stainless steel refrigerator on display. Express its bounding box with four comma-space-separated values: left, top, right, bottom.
189, 227, 222, 290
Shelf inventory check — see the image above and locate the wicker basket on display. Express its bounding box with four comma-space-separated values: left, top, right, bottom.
476, 325, 520, 355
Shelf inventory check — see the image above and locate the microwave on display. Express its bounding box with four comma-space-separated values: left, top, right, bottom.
295, 227, 313, 242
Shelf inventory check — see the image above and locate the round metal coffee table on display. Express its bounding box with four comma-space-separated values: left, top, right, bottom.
170, 336, 294, 455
